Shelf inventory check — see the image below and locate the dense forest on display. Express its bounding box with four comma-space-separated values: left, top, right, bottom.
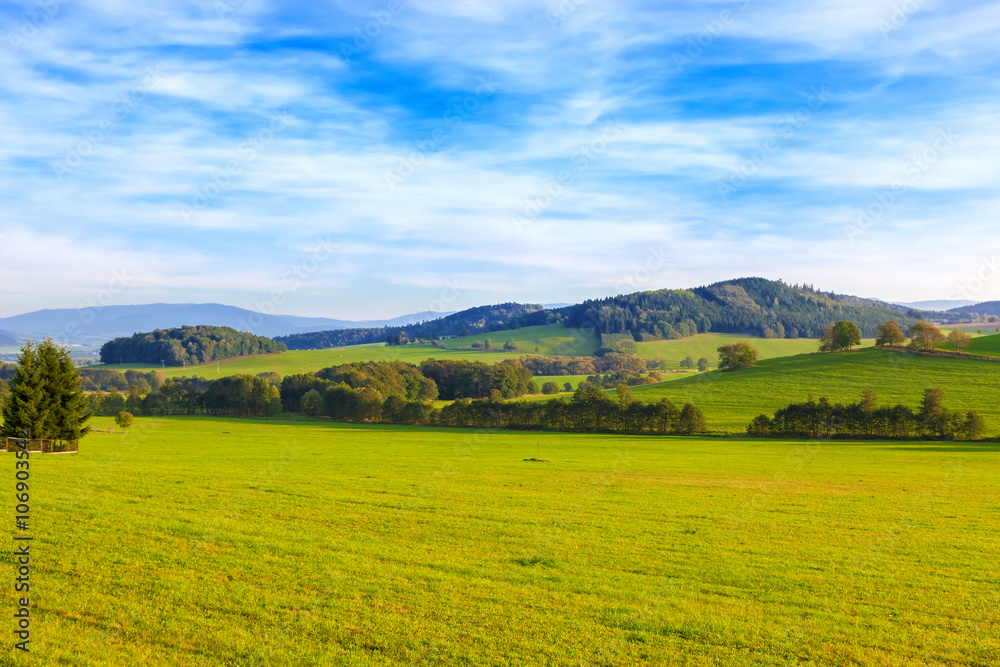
99, 325, 286, 366
560, 278, 936, 340
276, 278, 950, 351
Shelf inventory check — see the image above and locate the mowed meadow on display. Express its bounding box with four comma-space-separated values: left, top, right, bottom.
9, 416, 1000, 665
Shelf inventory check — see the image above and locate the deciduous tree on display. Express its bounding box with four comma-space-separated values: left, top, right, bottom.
909, 321, 945, 351
875, 320, 906, 348
717, 342, 758, 371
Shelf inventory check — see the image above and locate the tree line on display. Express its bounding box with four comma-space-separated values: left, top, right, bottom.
276, 278, 945, 353
747, 389, 987, 439
99, 325, 285, 366
276, 303, 552, 350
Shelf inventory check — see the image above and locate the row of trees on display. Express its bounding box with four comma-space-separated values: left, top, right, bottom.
99, 325, 285, 366
437, 386, 707, 434
748, 389, 987, 439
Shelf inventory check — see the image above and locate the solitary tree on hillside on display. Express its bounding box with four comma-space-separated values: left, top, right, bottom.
1, 339, 90, 440
909, 321, 946, 351
717, 342, 758, 371
948, 329, 973, 352
820, 321, 862, 352
875, 320, 907, 348
115, 411, 134, 431
697, 357, 710, 372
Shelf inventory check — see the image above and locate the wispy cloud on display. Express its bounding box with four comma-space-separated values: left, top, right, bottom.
1, 0, 998, 318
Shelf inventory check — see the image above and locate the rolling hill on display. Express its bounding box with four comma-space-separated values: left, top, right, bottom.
628, 347, 1000, 433
278, 277, 944, 351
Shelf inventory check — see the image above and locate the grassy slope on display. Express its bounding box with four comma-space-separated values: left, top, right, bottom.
631, 347, 1000, 433
16, 416, 1000, 665
90, 343, 536, 378
88, 327, 835, 379
963, 332, 1000, 356
433, 323, 600, 356
636, 332, 872, 368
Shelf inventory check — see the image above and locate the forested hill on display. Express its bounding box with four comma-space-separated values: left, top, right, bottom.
277, 278, 948, 351
558, 278, 937, 340
949, 301, 1000, 318
100, 326, 286, 366
277, 303, 551, 350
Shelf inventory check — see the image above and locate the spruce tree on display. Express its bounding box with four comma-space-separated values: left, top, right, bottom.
1, 340, 49, 439
1, 339, 89, 441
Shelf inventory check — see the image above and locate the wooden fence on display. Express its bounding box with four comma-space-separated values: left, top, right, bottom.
4, 438, 79, 454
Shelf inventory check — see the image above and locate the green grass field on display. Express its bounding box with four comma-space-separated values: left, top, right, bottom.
962, 332, 1000, 357
11, 416, 999, 665
631, 347, 1000, 433
434, 324, 600, 356
91, 343, 537, 379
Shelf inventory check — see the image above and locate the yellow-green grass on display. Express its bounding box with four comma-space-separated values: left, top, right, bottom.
11, 416, 999, 665
90, 343, 536, 379
434, 323, 600, 356
636, 332, 873, 368
630, 347, 1000, 433
952, 332, 1000, 357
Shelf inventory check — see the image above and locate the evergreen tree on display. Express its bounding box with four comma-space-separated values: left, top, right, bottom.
1, 340, 90, 440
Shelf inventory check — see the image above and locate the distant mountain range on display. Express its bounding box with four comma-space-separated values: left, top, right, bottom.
892, 299, 978, 311
0, 304, 455, 347
948, 301, 1000, 317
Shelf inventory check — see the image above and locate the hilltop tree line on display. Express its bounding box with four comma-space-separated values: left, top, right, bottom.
748, 389, 987, 440
100, 325, 285, 366
275, 278, 944, 352
561, 278, 928, 342
277, 303, 551, 350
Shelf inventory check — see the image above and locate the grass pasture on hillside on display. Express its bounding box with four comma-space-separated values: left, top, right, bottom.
635, 333, 872, 368
632, 347, 1000, 433
434, 324, 601, 356
12, 416, 999, 665
91, 343, 536, 379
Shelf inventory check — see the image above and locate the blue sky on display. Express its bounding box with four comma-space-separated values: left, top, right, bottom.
1, 0, 999, 319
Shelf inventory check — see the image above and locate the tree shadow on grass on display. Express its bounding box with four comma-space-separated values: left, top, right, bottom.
882, 443, 1000, 452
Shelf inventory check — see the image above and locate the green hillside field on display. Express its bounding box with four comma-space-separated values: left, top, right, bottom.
90, 343, 535, 378
433, 323, 600, 356
630, 347, 1000, 433
12, 415, 999, 665
635, 332, 865, 368
89, 326, 840, 379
